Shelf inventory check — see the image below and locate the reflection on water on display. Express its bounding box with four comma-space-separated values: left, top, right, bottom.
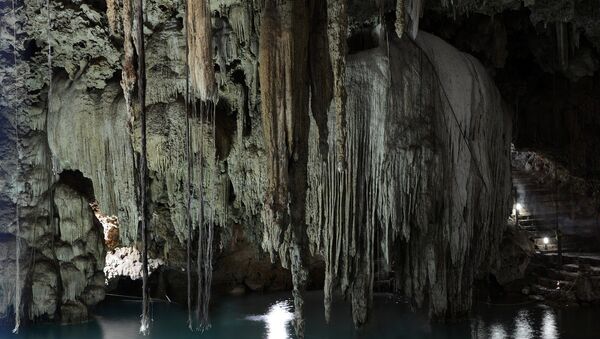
542, 308, 558, 339
473, 306, 559, 339
246, 300, 294, 339
489, 323, 508, 339
514, 310, 533, 338
2, 292, 599, 338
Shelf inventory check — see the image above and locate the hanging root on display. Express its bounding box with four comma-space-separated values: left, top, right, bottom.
133, 0, 150, 334
11, 0, 22, 333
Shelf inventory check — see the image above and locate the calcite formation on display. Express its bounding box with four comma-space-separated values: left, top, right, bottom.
1, 0, 596, 334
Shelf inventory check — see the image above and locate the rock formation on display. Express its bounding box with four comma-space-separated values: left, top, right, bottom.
0, 0, 598, 335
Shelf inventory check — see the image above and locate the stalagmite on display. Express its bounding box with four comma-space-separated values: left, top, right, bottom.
134, 0, 150, 334
327, 0, 348, 172
11, 0, 21, 333
187, 0, 217, 101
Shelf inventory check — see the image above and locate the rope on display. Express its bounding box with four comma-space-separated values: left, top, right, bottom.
11, 0, 21, 333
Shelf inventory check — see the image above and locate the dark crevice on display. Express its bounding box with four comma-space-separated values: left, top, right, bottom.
57, 170, 95, 202
347, 27, 380, 54
215, 98, 236, 160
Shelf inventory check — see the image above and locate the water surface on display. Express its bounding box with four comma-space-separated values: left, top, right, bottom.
2, 292, 599, 338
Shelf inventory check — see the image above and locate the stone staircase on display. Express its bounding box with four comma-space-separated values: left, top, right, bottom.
527, 253, 600, 303
512, 169, 600, 254
512, 168, 600, 303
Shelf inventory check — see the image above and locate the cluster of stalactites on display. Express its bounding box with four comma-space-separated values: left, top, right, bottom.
307, 26, 512, 328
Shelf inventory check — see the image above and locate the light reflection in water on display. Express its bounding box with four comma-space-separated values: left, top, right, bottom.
514, 310, 533, 338
489, 323, 508, 339
246, 300, 294, 339
542, 308, 558, 339
471, 307, 559, 339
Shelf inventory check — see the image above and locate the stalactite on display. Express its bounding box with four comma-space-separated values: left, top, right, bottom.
395, 0, 405, 38
134, 0, 150, 334
259, 0, 311, 337
396, 0, 424, 40
556, 22, 569, 70
327, 0, 348, 172
308, 0, 333, 160
187, 0, 217, 101
121, 0, 137, 129
106, 0, 119, 36
11, 0, 21, 333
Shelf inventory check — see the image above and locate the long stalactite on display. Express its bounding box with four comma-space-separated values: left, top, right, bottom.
327, 0, 349, 173
121, 0, 137, 130
187, 0, 217, 102
258, 0, 311, 337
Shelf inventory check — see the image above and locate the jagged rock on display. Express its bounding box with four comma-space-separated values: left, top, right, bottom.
30, 260, 59, 319
494, 227, 535, 285
60, 301, 88, 324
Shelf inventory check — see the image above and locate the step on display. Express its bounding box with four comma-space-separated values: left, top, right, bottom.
545, 269, 579, 281
530, 284, 576, 301
544, 253, 600, 266
536, 276, 573, 290
563, 264, 600, 275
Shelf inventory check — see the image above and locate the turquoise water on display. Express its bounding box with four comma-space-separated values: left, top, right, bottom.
2, 292, 599, 338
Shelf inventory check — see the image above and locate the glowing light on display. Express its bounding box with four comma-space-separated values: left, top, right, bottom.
512, 203, 524, 215
246, 300, 294, 339
543, 237, 549, 245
